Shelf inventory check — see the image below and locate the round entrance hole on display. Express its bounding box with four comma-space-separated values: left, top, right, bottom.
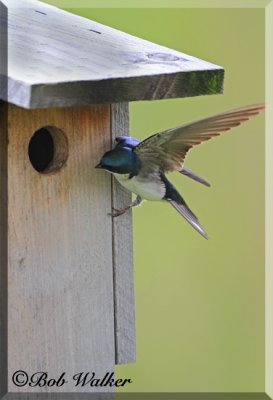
28, 126, 68, 174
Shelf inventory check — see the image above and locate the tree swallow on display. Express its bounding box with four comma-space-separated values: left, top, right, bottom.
96, 104, 265, 239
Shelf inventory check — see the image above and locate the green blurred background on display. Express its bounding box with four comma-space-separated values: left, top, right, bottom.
44, 3, 265, 393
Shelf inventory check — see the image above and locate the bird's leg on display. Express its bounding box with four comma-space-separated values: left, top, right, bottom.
111, 195, 143, 217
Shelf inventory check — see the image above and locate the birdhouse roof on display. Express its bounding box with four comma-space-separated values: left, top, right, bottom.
1, 0, 224, 109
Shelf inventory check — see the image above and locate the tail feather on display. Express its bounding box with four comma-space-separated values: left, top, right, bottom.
161, 172, 208, 239
180, 167, 210, 187
169, 199, 209, 239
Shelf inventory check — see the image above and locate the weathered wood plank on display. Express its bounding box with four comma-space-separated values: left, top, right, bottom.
6, 104, 115, 394
0, 102, 8, 399
0, 2, 8, 396
110, 103, 135, 365
1, 0, 224, 108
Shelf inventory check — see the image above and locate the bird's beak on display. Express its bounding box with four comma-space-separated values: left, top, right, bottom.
95, 163, 102, 169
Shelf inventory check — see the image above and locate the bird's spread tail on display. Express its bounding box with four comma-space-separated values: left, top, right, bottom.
169, 199, 209, 239
161, 173, 208, 239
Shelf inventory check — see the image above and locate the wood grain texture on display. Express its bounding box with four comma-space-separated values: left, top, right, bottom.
0, 3, 8, 396
110, 103, 135, 365
6, 104, 115, 394
0, 102, 8, 399
1, 0, 224, 108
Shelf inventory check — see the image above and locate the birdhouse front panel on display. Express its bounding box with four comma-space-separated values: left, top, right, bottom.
1, 102, 134, 394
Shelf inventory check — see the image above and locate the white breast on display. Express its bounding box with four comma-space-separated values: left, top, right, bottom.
113, 173, 165, 201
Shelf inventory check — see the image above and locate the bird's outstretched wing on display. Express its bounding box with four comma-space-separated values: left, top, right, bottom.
134, 104, 265, 174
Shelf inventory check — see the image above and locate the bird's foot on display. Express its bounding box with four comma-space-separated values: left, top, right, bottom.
109, 207, 129, 217
109, 196, 143, 217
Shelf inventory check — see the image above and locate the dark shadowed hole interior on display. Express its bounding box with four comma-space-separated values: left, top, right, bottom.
28, 128, 54, 172
28, 126, 68, 174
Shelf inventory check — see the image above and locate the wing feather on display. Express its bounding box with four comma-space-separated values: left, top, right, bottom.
134, 104, 265, 173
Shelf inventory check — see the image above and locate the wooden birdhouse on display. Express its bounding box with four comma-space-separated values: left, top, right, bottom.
0, 0, 224, 396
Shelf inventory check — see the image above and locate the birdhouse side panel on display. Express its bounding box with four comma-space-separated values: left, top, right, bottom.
111, 103, 135, 364
7, 104, 115, 393
0, 102, 8, 398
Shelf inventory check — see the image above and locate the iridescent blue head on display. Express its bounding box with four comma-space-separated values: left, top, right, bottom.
115, 136, 140, 149
96, 146, 141, 175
